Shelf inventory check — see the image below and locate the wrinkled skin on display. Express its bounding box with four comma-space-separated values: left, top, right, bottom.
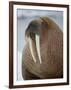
22, 17, 63, 80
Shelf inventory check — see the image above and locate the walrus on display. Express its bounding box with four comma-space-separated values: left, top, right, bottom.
22, 17, 63, 80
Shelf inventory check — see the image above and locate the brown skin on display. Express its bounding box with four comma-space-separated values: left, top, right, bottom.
22, 17, 63, 80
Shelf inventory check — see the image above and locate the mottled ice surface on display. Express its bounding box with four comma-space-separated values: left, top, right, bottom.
17, 9, 63, 81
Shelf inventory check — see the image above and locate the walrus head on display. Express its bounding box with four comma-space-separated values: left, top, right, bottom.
25, 17, 48, 64
25, 17, 61, 64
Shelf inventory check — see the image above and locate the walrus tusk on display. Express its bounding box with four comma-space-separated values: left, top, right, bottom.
35, 35, 42, 64
28, 37, 37, 63
28, 35, 42, 64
